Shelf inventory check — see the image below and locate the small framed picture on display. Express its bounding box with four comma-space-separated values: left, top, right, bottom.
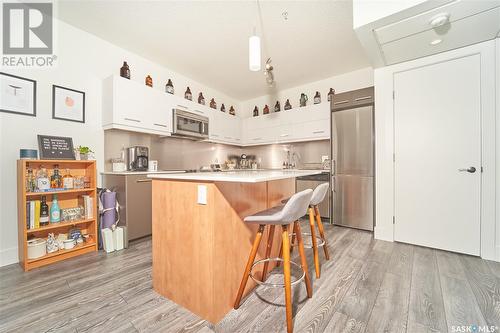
52, 85, 85, 123
0, 72, 36, 117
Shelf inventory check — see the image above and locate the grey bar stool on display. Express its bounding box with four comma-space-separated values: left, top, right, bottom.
285, 182, 330, 278
234, 189, 314, 333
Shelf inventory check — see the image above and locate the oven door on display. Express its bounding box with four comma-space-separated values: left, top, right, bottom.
173, 109, 209, 139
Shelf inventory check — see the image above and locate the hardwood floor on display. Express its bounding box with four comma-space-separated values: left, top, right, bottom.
1, 224, 499, 333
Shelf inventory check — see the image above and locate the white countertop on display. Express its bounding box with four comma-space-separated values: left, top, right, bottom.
147, 170, 323, 183
101, 170, 185, 175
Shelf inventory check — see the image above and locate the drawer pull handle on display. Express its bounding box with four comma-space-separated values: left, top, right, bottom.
136, 179, 152, 183
334, 100, 349, 105
124, 117, 141, 122
280, 134, 289, 137
354, 96, 372, 102
153, 123, 167, 128
313, 130, 325, 134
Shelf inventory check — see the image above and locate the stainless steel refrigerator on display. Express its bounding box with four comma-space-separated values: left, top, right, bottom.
330, 88, 374, 231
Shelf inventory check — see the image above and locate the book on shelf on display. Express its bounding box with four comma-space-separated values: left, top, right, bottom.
29, 201, 35, 229
34, 200, 40, 229
26, 202, 30, 230
79, 195, 94, 219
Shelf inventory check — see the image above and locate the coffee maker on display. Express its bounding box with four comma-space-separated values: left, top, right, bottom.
127, 146, 149, 171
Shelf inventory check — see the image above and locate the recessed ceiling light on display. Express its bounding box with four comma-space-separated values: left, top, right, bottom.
430, 39, 442, 45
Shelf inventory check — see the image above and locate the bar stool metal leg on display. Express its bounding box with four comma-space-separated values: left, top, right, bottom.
314, 206, 330, 260
294, 221, 313, 298
281, 225, 293, 333
308, 207, 321, 278
262, 225, 276, 281
234, 224, 265, 309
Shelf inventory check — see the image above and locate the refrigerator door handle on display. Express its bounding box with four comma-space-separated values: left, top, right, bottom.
332, 160, 336, 175
331, 175, 336, 192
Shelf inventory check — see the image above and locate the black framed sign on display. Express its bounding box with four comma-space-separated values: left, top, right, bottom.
37, 135, 76, 160
0, 72, 36, 117
52, 85, 85, 123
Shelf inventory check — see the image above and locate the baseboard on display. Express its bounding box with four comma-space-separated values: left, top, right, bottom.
374, 224, 394, 242
0, 246, 19, 267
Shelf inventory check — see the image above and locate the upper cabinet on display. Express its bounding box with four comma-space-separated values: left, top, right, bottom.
242, 102, 331, 146
102, 75, 334, 146
102, 75, 173, 135
354, 0, 500, 67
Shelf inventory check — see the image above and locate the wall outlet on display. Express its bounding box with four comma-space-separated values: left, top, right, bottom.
197, 185, 207, 205
321, 155, 329, 162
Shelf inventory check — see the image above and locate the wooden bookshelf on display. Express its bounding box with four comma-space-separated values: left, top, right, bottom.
17, 159, 98, 271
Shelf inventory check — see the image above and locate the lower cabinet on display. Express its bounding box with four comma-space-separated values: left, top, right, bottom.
102, 174, 152, 242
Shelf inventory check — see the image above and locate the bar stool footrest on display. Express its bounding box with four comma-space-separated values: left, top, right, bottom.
249, 257, 305, 288
290, 232, 326, 249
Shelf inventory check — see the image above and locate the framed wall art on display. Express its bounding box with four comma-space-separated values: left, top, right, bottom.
0, 72, 36, 117
52, 85, 85, 123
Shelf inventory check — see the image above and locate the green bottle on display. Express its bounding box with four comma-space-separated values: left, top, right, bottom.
50, 194, 61, 223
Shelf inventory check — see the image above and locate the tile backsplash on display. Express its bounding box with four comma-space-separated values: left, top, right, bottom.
104, 129, 329, 171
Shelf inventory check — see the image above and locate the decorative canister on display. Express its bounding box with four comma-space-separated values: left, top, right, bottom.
20, 149, 38, 159
27, 238, 47, 259
63, 239, 76, 250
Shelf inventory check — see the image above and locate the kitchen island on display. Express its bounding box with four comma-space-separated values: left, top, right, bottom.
149, 170, 321, 323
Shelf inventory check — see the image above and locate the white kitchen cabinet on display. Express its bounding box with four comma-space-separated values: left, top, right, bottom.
103, 75, 331, 145
102, 75, 173, 135
209, 111, 241, 145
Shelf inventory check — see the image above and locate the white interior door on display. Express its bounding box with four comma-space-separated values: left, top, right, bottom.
394, 54, 481, 256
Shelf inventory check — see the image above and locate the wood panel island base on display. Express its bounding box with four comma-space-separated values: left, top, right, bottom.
150, 170, 320, 324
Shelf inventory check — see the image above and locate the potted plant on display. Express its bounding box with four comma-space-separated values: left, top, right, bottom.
75, 146, 94, 160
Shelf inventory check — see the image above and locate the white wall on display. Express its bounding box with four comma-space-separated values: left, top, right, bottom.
374, 40, 498, 260
0, 19, 239, 266
239, 67, 374, 118
496, 37, 500, 260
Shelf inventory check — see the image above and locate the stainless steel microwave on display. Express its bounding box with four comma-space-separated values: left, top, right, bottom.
172, 109, 209, 139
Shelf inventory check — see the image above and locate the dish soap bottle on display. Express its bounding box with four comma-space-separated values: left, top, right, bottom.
50, 194, 61, 223
40, 195, 49, 226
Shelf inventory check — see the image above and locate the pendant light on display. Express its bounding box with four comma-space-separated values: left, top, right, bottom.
249, 27, 261, 71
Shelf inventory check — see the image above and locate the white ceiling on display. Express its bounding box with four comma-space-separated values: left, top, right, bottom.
57, 0, 370, 101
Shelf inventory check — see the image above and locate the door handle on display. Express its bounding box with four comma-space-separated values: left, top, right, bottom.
458, 167, 476, 173
136, 179, 152, 183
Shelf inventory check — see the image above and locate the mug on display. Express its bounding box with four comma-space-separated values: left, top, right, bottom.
149, 160, 158, 172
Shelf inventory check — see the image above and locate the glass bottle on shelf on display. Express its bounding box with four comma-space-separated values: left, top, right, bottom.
120, 61, 130, 79
40, 195, 49, 226
145, 75, 153, 87
198, 92, 205, 105
220, 103, 226, 112
36, 165, 50, 191
327, 88, 335, 102
184, 87, 192, 100
263, 105, 270, 114
284, 99, 292, 110
229, 106, 235, 115
63, 168, 74, 189
314, 91, 321, 104
26, 168, 36, 192
253, 106, 259, 117
50, 194, 61, 223
274, 101, 281, 112
50, 164, 62, 188
210, 98, 217, 109
165, 79, 174, 94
